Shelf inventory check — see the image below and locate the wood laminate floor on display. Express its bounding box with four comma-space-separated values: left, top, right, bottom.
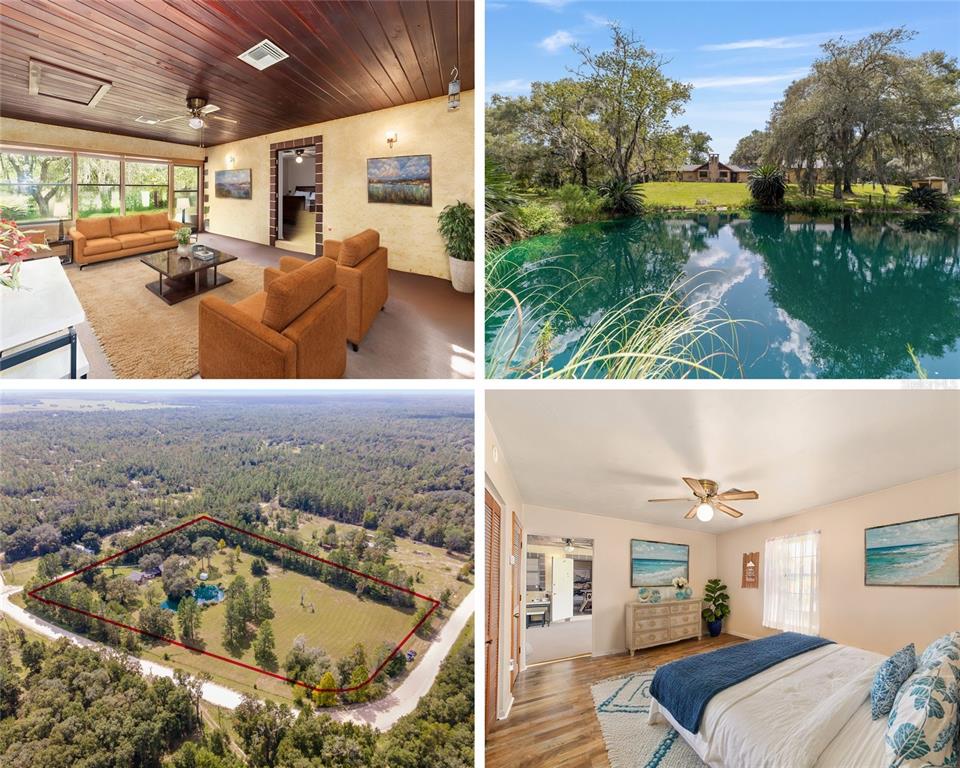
485, 633, 744, 768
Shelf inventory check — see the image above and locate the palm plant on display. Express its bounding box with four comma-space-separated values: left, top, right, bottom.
485, 160, 527, 250
747, 165, 787, 208
899, 186, 951, 214
598, 177, 645, 216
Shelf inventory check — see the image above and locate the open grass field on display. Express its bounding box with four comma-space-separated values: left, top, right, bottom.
131, 544, 431, 703
294, 512, 472, 609
638, 181, 960, 210
641, 181, 752, 208
1, 556, 39, 586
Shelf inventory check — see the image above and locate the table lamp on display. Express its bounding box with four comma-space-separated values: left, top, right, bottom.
176, 197, 190, 225
53, 201, 69, 240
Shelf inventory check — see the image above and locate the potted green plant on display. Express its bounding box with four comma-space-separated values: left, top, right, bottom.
437, 201, 474, 293
701, 578, 730, 637
175, 226, 192, 256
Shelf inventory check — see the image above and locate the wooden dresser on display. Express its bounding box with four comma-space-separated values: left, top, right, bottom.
624, 599, 702, 655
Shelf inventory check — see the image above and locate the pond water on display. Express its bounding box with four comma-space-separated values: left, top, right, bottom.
486, 212, 960, 378
161, 583, 224, 611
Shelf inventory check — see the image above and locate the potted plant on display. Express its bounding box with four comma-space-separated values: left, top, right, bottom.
701, 578, 730, 637
175, 226, 192, 256
672, 576, 689, 600
437, 201, 474, 293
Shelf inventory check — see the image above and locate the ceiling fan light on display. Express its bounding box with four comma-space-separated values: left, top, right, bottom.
295, 155, 303, 164
696, 502, 714, 522
188, 116, 204, 130
563, 539, 574, 553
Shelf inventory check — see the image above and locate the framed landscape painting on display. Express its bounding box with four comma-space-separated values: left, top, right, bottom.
630, 539, 689, 587
865, 513, 960, 587
367, 155, 431, 206
215, 169, 252, 199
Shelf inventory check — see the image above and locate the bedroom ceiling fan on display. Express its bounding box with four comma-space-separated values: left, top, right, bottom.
648, 477, 758, 522
154, 96, 237, 129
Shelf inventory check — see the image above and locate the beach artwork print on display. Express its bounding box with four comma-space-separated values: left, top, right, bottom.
214, 169, 252, 199
865, 514, 959, 587
367, 155, 432, 206
631, 539, 689, 587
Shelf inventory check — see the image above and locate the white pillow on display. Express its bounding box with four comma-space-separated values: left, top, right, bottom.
884, 658, 959, 768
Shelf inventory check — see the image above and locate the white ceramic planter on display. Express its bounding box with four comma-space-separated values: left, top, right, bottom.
449, 256, 474, 293
177, 243, 192, 256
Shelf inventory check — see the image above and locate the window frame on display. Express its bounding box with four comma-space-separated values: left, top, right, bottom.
76, 153, 122, 220
0, 147, 74, 224
0, 143, 202, 226
762, 530, 821, 635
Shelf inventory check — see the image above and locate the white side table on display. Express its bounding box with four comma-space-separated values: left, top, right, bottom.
1, 257, 88, 379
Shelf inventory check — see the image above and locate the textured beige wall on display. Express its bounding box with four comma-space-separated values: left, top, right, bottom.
0, 117, 204, 161
717, 470, 960, 656
521, 504, 718, 658
205, 92, 474, 279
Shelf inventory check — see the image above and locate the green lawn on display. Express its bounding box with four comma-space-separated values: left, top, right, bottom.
638, 181, 960, 211
641, 181, 752, 208
294, 513, 472, 608
1, 557, 40, 586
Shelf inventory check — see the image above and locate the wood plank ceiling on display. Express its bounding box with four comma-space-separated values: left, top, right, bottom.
0, 0, 474, 147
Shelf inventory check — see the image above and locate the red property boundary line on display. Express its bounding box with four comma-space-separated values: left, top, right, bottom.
27, 514, 440, 693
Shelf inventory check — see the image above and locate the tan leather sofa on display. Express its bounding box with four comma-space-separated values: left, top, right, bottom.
198, 256, 346, 379
69, 213, 179, 267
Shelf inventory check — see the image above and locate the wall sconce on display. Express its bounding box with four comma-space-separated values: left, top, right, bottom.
226, 155, 236, 167
385, 131, 398, 149
448, 67, 461, 111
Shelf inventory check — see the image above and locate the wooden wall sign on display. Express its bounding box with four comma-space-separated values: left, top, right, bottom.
742, 552, 759, 588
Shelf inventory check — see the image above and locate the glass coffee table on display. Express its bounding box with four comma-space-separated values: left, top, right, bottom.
141, 247, 238, 305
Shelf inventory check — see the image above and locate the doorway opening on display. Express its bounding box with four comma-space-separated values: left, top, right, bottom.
268, 135, 322, 256
276, 147, 317, 254
525, 534, 593, 665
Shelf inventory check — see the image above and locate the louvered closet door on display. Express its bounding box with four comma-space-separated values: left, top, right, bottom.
485, 490, 502, 733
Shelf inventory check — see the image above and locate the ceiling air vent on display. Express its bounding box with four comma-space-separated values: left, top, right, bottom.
237, 39, 289, 71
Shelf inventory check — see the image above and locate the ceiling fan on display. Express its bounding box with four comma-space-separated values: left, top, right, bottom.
648, 477, 758, 522
155, 96, 237, 129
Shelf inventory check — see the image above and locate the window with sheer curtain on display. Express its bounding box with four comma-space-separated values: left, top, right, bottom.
763, 530, 821, 635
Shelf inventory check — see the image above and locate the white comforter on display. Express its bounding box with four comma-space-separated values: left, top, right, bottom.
648, 644, 886, 768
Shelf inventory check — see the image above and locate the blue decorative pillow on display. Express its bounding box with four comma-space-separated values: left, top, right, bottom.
885, 658, 960, 768
871, 643, 917, 719
918, 631, 960, 670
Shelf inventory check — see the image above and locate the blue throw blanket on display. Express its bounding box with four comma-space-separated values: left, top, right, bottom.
650, 632, 834, 732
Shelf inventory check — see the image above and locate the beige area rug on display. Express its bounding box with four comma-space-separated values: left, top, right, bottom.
67, 257, 264, 378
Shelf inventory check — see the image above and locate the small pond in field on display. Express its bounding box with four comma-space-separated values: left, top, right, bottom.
161, 583, 224, 611
485, 212, 960, 378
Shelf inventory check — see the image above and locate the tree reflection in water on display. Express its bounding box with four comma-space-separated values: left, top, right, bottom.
486, 211, 960, 378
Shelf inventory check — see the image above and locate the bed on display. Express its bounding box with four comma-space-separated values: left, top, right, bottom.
648, 639, 887, 768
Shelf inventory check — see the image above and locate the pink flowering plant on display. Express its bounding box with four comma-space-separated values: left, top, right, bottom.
0, 219, 49, 289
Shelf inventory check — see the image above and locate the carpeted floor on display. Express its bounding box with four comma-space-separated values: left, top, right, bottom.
68, 257, 263, 378
69, 232, 474, 379
591, 670, 704, 768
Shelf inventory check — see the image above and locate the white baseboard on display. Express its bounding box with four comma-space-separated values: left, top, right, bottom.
592, 647, 625, 658
498, 694, 514, 720
728, 631, 761, 640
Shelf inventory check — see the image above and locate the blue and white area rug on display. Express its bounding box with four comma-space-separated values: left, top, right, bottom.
591, 670, 705, 768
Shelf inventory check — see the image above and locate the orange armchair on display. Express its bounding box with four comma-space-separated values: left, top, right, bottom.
320, 229, 388, 351
198, 257, 346, 378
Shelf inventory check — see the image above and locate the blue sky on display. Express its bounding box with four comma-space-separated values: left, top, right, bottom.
486, 1, 960, 158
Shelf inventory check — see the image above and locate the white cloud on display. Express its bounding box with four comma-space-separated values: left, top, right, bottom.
584, 12, 613, 28
538, 29, 576, 53
487, 78, 531, 96
699, 28, 875, 52
690, 69, 807, 89
530, 0, 575, 9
